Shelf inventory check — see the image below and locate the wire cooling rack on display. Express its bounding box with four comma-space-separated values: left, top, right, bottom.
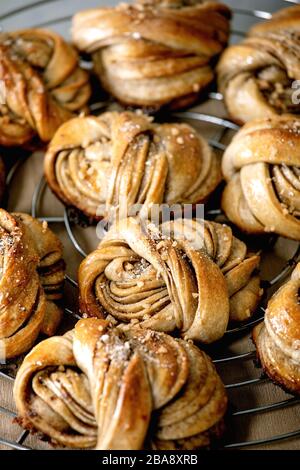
1, 0, 300, 451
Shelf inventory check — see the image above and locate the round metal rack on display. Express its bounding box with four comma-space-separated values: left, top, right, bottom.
0, 0, 300, 451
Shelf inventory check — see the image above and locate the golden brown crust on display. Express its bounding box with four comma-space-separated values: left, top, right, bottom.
72, 0, 231, 109
217, 4, 300, 124
0, 209, 65, 359
13, 318, 227, 450
249, 5, 300, 36
221, 115, 300, 240
253, 263, 300, 395
78, 217, 262, 342
0, 28, 91, 147
44, 110, 222, 220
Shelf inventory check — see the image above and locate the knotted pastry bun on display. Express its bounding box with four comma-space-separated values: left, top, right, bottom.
72, 0, 231, 109
79, 217, 262, 343
0, 29, 91, 147
14, 318, 227, 450
253, 263, 300, 395
222, 115, 300, 240
217, 4, 300, 124
0, 210, 65, 359
44, 110, 222, 220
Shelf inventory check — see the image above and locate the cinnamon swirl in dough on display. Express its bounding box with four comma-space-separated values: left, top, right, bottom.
0, 210, 65, 359
217, 4, 300, 124
0, 29, 91, 147
14, 318, 227, 449
78, 217, 262, 342
44, 110, 222, 220
72, 0, 231, 109
222, 115, 300, 240
253, 263, 300, 395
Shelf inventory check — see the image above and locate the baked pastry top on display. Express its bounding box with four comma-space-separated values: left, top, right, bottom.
79, 217, 262, 342
253, 263, 300, 395
14, 318, 227, 450
0, 210, 65, 359
72, 0, 231, 109
0, 28, 91, 147
44, 110, 222, 220
221, 115, 300, 240
217, 4, 300, 124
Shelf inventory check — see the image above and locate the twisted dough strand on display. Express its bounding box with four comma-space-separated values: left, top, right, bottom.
0, 29, 91, 146
14, 318, 227, 450
222, 115, 300, 240
79, 217, 262, 343
0, 210, 65, 359
44, 111, 221, 220
72, 0, 231, 108
253, 263, 300, 395
217, 4, 300, 124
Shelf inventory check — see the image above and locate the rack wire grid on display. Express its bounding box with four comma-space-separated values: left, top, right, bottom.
0, 0, 300, 451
